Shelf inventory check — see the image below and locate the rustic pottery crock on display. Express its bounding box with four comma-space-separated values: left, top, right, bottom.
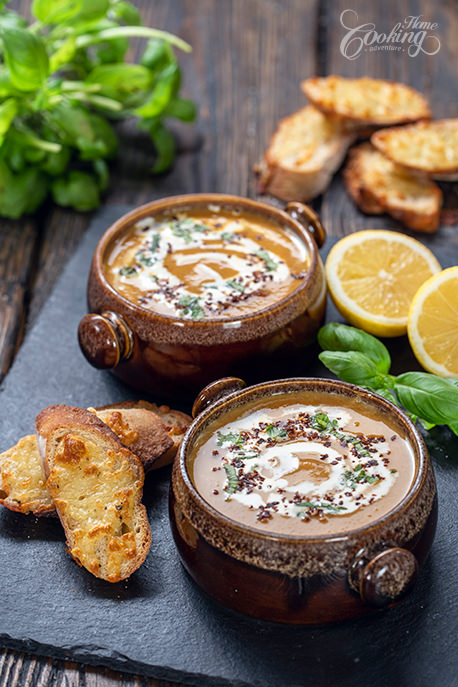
77, 194, 326, 397
170, 377, 437, 624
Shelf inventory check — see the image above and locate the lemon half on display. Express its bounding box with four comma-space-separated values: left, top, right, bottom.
325, 230, 441, 337
408, 266, 458, 378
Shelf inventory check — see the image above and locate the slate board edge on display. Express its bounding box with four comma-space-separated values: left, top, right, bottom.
0, 633, 253, 687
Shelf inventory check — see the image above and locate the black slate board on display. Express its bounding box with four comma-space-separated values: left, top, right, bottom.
0, 205, 457, 687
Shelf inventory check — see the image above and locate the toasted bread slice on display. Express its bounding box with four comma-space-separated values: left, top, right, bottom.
257, 105, 355, 201
92, 407, 174, 472
36, 405, 151, 582
0, 405, 177, 518
0, 435, 54, 515
97, 400, 191, 469
371, 119, 458, 180
302, 76, 430, 127
344, 143, 442, 233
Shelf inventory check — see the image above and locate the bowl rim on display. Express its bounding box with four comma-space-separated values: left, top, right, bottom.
177, 376, 429, 544
92, 193, 321, 327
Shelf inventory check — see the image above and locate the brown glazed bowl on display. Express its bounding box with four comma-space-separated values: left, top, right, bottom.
78, 194, 326, 397
170, 377, 437, 624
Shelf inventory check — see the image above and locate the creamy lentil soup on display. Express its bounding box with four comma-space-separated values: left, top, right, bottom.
191, 392, 416, 535
104, 207, 309, 319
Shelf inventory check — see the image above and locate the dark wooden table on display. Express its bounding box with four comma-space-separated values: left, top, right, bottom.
0, 0, 456, 684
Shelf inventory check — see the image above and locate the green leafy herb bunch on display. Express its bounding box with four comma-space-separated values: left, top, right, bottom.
318, 322, 458, 436
0, 0, 195, 217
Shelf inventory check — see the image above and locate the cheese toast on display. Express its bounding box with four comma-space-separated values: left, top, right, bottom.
371, 119, 458, 180
91, 406, 174, 471
0, 404, 179, 517
36, 405, 151, 582
97, 400, 191, 469
257, 105, 355, 201
302, 76, 431, 127
0, 435, 54, 515
344, 143, 442, 233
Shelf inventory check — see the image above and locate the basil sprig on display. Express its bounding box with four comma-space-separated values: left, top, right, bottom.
318, 323, 458, 436
0, 1, 195, 217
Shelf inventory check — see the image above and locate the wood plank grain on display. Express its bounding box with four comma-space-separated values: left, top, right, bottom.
0, 218, 39, 380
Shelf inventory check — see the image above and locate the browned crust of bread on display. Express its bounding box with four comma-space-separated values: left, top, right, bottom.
343, 143, 442, 233
97, 401, 191, 469
371, 120, 458, 177
343, 147, 384, 215
93, 407, 173, 472
0, 435, 55, 516
36, 405, 122, 453
256, 106, 355, 202
302, 76, 431, 127
36, 405, 151, 582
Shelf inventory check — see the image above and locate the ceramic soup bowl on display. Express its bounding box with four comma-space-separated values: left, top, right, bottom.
170, 377, 437, 624
78, 194, 326, 397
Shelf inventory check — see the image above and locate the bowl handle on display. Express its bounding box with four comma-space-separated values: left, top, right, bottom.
285, 201, 326, 248
349, 546, 419, 607
192, 377, 246, 418
78, 311, 134, 370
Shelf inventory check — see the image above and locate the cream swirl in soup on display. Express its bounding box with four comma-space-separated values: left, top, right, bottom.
191, 393, 416, 535
104, 207, 309, 319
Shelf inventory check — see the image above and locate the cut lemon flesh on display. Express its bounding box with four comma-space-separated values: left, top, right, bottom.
325, 230, 442, 337
408, 266, 458, 378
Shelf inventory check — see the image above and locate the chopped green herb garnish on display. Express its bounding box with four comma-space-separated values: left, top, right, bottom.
343, 469, 379, 488
311, 413, 337, 432
226, 279, 245, 293
224, 464, 239, 495
177, 295, 205, 320
255, 248, 277, 272
221, 231, 236, 242
296, 501, 347, 513
310, 412, 371, 457
217, 431, 245, 447
135, 250, 155, 267
119, 265, 138, 277
171, 218, 207, 243
265, 425, 289, 440
236, 450, 260, 460
150, 233, 161, 252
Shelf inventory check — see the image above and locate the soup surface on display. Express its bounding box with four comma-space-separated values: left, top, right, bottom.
191, 392, 416, 536
104, 206, 309, 319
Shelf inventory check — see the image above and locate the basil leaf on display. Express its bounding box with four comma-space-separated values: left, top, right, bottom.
165, 97, 196, 122
32, 0, 83, 23
34, 0, 109, 24
149, 121, 175, 173
85, 64, 152, 98
318, 323, 391, 374
319, 350, 386, 389
49, 36, 77, 73
108, 1, 142, 26
0, 98, 17, 146
448, 422, 458, 437
40, 146, 71, 175
2, 27, 49, 91
51, 170, 99, 211
95, 36, 129, 64
394, 372, 458, 426
140, 39, 173, 71
92, 158, 109, 191
134, 63, 180, 118
0, 162, 48, 218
